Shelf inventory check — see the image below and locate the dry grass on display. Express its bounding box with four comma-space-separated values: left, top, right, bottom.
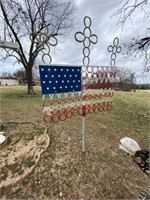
0, 86, 149, 199
0, 122, 48, 189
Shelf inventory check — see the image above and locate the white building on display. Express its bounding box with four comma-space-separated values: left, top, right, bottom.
0, 77, 19, 86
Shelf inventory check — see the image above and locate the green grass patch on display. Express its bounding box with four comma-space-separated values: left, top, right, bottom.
0, 86, 149, 199
6, 162, 22, 176
22, 156, 35, 168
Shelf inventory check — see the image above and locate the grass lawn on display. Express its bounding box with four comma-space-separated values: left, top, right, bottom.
0, 86, 149, 199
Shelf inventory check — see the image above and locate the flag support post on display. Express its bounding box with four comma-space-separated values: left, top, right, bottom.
82, 115, 86, 152
75, 16, 98, 152
82, 82, 86, 152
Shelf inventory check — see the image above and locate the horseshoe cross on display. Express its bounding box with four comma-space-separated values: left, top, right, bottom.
75, 16, 98, 67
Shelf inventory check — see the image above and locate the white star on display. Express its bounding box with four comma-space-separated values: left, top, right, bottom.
49, 81, 51, 83
64, 74, 66, 77
48, 68, 50, 71
60, 86, 62, 89
58, 75, 60, 77
45, 75, 48, 78
43, 81, 45, 83
54, 68, 57, 71
67, 80, 69, 83
65, 86, 67, 88
47, 87, 49, 90
53, 87, 56, 89
51, 75, 54, 78
55, 81, 58, 83
62, 80, 64, 83
73, 80, 75, 82
61, 69, 63, 71
41, 68, 44, 71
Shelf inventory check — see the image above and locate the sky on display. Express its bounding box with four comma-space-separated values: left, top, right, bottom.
0, 0, 150, 83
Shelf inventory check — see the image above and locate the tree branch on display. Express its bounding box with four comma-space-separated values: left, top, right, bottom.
0, 1, 28, 67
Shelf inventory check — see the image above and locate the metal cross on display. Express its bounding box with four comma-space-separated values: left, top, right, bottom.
75, 16, 98, 67
30, 22, 58, 64
107, 37, 121, 67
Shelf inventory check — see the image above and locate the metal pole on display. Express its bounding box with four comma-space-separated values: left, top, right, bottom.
75, 16, 98, 152
82, 82, 86, 152
82, 115, 85, 152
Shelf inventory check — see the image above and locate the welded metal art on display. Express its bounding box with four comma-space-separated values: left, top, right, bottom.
39, 16, 119, 152
40, 65, 116, 123
30, 22, 58, 64
40, 16, 118, 123
75, 16, 98, 67
74, 17, 118, 151
107, 37, 121, 67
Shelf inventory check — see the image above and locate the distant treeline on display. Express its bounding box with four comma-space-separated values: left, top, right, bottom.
114, 82, 149, 91
135, 83, 150, 90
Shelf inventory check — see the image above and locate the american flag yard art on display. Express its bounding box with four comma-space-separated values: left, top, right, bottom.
39, 65, 116, 123
39, 16, 120, 151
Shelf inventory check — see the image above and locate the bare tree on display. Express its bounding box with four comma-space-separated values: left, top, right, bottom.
116, 67, 132, 81
13, 68, 26, 85
116, 0, 150, 72
116, 67, 136, 91
1, 71, 12, 77
0, 0, 75, 94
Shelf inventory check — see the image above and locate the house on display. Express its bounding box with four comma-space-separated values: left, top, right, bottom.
0, 77, 19, 86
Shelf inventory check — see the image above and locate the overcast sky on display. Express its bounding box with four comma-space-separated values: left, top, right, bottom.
0, 0, 150, 83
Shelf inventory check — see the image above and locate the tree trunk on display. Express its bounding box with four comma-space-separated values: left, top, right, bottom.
26, 67, 35, 95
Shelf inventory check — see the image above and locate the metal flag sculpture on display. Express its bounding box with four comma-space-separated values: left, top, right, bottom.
39, 16, 121, 152
40, 65, 116, 121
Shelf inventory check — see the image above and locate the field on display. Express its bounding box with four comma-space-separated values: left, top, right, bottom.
0, 86, 149, 199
